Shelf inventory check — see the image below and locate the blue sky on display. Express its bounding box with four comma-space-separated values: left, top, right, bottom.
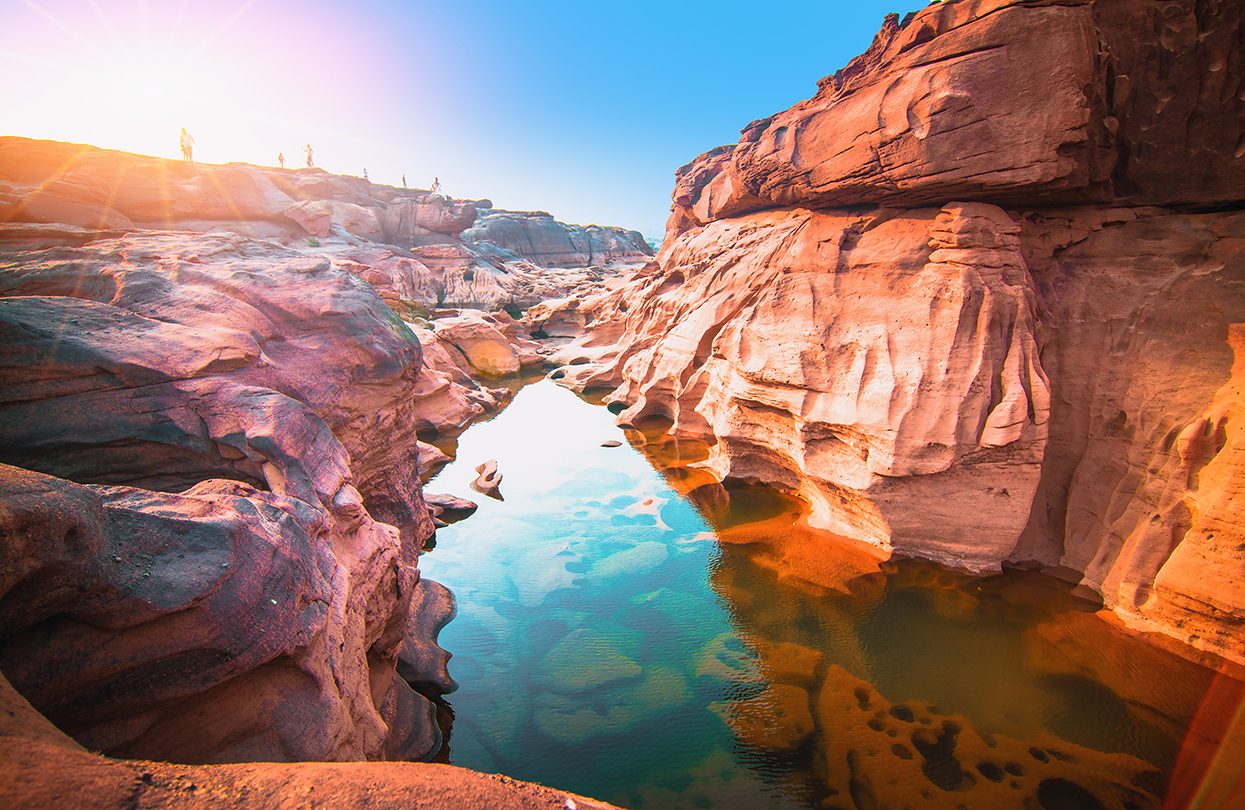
1, 0, 929, 238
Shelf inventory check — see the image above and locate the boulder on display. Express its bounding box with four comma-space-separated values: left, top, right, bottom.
471, 459, 504, 500
434, 311, 523, 377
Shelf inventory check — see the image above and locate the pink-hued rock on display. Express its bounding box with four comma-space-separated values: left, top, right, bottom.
0, 230, 431, 547
0, 136, 644, 315
556, 0, 1245, 664
433, 311, 526, 378
0, 228, 457, 761
405, 325, 512, 434
380, 196, 478, 241
471, 459, 504, 500
557, 203, 1051, 570
560, 203, 1245, 663
284, 199, 385, 241
1010, 207, 1245, 660
423, 492, 478, 525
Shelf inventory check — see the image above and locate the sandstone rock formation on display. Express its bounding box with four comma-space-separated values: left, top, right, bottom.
664, 0, 1244, 237
0, 137, 649, 313
554, 0, 1245, 665
465, 208, 653, 268
471, 460, 504, 500
0, 228, 460, 762
0, 135, 640, 806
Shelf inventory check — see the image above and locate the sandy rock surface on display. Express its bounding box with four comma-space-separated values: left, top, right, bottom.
0, 671, 618, 810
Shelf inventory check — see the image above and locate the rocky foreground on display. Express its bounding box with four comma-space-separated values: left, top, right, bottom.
551, 0, 1244, 666
0, 139, 641, 805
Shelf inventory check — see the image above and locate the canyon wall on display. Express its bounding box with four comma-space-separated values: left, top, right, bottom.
554, 0, 1245, 663
0, 229, 457, 763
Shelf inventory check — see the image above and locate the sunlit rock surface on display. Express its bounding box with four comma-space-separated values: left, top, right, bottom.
0, 136, 648, 312
554, 0, 1245, 664
664, 0, 1243, 233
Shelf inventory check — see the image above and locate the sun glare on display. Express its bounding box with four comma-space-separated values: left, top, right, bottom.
1, 0, 387, 173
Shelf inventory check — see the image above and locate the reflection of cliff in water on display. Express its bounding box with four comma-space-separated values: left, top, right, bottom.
638, 432, 1245, 809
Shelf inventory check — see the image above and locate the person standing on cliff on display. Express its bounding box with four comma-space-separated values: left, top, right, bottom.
431, 176, 442, 197
402, 173, 407, 188
179, 128, 195, 161
277, 151, 285, 168
303, 144, 315, 168
363, 168, 368, 181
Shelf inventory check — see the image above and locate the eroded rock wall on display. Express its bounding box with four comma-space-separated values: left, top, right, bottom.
0, 229, 456, 762
556, 0, 1245, 663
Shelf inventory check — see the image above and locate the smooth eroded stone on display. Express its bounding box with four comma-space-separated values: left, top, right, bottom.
536, 628, 643, 694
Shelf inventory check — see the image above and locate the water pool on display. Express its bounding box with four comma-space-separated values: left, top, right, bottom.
419, 380, 1242, 809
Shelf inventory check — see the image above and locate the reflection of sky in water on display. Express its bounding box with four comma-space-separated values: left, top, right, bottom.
422, 381, 809, 808
420, 380, 1239, 809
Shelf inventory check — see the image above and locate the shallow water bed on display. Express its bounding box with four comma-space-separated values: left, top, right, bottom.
419, 380, 1243, 809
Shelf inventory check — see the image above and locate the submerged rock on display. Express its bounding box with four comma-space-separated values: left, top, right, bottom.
537, 628, 643, 694
591, 541, 669, 578
533, 665, 690, 746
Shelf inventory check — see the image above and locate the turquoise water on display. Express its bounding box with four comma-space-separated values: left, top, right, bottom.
419, 380, 1241, 809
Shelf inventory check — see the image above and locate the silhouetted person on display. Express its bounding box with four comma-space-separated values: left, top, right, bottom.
363, 168, 368, 180
402, 174, 407, 188
431, 176, 442, 196
179, 128, 195, 161
277, 152, 285, 168
303, 144, 314, 168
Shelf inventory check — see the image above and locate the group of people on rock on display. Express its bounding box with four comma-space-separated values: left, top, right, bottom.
180, 128, 314, 168
178, 128, 443, 195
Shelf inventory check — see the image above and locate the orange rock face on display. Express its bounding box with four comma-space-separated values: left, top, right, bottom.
556, 0, 1245, 664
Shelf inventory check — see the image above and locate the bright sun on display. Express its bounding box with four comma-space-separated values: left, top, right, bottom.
1, 0, 373, 171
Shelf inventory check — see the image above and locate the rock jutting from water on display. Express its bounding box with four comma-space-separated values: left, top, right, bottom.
551, 0, 1245, 665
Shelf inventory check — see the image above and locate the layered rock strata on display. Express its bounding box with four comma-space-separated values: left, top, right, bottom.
554, 0, 1245, 664
0, 229, 457, 762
